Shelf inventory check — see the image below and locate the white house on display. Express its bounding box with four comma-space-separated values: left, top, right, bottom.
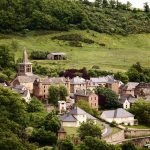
60, 107, 97, 127
58, 101, 67, 114
101, 108, 135, 125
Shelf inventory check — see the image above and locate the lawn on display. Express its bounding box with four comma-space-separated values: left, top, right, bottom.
1, 30, 150, 71
124, 125, 150, 129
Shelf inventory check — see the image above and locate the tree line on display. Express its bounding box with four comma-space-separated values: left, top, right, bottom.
0, 0, 150, 35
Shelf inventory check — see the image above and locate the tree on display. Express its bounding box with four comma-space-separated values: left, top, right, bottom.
58, 139, 74, 150
48, 85, 68, 105
78, 120, 102, 140
29, 128, 57, 146
121, 142, 136, 150
59, 85, 68, 101
126, 1, 132, 10
109, 0, 116, 9
0, 45, 15, 69
27, 97, 45, 113
95, 0, 103, 8
0, 86, 37, 149
129, 99, 150, 126
95, 87, 120, 109
114, 72, 129, 84
144, 2, 150, 13
102, 0, 109, 8
78, 136, 119, 150
44, 111, 61, 133
48, 85, 60, 105
77, 100, 99, 117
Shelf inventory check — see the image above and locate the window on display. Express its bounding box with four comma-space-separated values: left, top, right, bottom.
95, 97, 96, 100
95, 103, 96, 106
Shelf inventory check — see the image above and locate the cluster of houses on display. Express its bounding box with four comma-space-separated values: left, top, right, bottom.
1, 49, 150, 127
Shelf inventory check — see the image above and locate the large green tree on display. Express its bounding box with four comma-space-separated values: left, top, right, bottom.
78, 120, 102, 140
0, 86, 37, 150
130, 99, 150, 126
95, 87, 120, 109
48, 85, 68, 105
0, 45, 15, 69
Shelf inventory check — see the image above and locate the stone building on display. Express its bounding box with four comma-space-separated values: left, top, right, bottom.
47, 52, 66, 60
60, 107, 97, 127
87, 75, 123, 94
11, 48, 38, 93
120, 82, 139, 97
33, 77, 70, 99
101, 108, 135, 125
134, 83, 150, 97
70, 76, 87, 94
75, 91, 98, 110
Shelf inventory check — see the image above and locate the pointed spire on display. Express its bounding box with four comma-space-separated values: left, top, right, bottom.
22, 47, 29, 63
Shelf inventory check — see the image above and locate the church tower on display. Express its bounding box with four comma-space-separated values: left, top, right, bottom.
18, 48, 33, 76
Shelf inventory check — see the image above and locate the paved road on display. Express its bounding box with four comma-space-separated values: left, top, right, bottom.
101, 122, 112, 137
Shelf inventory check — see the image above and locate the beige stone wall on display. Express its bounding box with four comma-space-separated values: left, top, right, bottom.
125, 129, 150, 138
61, 121, 77, 127
103, 130, 125, 143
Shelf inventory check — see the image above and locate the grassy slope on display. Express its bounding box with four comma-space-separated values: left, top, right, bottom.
0, 30, 150, 71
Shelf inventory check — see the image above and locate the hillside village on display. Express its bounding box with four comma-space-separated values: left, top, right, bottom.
0, 0, 150, 149
1, 49, 150, 145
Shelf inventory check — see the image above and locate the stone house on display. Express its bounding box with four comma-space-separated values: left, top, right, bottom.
47, 52, 66, 60
60, 107, 97, 127
120, 94, 137, 109
11, 85, 31, 103
134, 83, 150, 97
70, 76, 87, 94
33, 77, 70, 100
75, 91, 98, 110
88, 75, 123, 94
101, 108, 135, 125
120, 82, 139, 97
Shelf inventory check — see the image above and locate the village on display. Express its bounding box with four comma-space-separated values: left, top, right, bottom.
1, 48, 150, 147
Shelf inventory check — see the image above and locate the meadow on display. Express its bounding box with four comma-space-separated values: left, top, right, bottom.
0, 30, 150, 72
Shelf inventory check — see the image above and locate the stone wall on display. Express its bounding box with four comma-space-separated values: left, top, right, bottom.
103, 130, 125, 143
125, 129, 150, 138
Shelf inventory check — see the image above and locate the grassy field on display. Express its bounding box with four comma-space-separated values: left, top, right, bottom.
1, 30, 150, 71
124, 125, 150, 129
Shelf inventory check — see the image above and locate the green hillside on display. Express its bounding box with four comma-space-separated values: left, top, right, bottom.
0, 30, 150, 71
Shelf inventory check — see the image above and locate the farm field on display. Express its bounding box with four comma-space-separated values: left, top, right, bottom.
0, 30, 150, 72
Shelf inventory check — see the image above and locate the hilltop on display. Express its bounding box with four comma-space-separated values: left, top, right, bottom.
0, 30, 150, 71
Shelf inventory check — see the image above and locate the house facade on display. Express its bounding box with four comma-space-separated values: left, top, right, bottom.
60, 107, 97, 127
33, 77, 70, 99
75, 92, 98, 110
101, 108, 135, 125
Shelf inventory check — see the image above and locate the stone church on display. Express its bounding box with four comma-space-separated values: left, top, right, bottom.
11, 48, 38, 93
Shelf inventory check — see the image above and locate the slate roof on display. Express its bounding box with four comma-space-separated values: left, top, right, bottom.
60, 113, 77, 122
90, 75, 116, 84
15, 75, 38, 83
101, 108, 134, 119
37, 77, 67, 84
60, 107, 96, 122
70, 76, 86, 84
122, 82, 139, 90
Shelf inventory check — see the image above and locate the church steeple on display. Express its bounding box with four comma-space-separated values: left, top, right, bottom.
22, 47, 29, 64
18, 48, 33, 76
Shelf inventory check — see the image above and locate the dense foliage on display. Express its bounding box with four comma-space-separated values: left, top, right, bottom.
30, 51, 49, 60
77, 100, 99, 117
78, 120, 102, 140
95, 87, 120, 109
60, 67, 90, 79
48, 85, 68, 105
0, 0, 150, 34
129, 99, 150, 126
